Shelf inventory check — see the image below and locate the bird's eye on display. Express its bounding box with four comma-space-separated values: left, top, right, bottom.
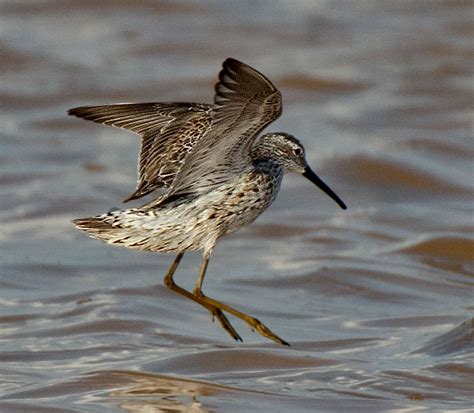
293, 148, 302, 156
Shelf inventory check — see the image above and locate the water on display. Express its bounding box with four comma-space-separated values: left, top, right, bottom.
1, 1, 473, 412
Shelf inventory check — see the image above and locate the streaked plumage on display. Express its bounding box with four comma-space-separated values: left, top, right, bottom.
69, 102, 213, 201
70, 58, 346, 345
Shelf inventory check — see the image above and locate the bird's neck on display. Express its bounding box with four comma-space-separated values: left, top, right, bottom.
251, 155, 284, 177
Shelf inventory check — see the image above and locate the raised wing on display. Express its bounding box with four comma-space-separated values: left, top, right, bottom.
68, 102, 213, 201
160, 58, 282, 203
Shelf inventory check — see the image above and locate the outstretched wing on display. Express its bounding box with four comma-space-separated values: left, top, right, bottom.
160, 58, 282, 203
68, 102, 213, 201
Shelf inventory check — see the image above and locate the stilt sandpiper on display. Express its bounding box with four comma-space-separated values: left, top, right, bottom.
69, 58, 346, 346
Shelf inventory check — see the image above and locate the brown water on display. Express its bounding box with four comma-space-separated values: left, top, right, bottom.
1, 1, 473, 412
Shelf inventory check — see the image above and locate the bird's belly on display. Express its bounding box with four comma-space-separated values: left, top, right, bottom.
107, 171, 282, 255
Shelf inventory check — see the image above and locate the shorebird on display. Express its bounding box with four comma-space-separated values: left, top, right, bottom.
70, 58, 346, 346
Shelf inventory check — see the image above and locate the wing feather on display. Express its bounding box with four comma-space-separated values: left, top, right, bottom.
69, 58, 281, 206
69, 102, 213, 201
160, 58, 282, 201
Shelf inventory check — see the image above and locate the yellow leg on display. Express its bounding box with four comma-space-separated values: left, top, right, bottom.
163, 253, 242, 342
193, 255, 290, 347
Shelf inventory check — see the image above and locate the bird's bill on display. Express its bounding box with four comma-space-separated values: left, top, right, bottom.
302, 166, 347, 210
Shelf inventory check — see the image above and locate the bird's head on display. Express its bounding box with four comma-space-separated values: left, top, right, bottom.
256, 132, 347, 210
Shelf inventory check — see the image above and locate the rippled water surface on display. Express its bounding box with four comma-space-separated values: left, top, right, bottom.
1, 1, 473, 412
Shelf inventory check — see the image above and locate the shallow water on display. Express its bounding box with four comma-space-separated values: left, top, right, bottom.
1, 1, 473, 412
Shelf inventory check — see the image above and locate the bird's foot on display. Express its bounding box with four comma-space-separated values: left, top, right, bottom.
247, 317, 290, 346
210, 308, 242, 342
197, 292, 290, 346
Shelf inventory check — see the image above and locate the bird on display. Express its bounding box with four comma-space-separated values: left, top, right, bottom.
69, 58, 347, 346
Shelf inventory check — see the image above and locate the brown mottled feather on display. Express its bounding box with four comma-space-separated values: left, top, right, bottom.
68, 58, 281, 204
68, 102, 213, 201
161, 58, 282, 202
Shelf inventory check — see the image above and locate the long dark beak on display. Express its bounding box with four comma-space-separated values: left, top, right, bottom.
303, 166, 347, 210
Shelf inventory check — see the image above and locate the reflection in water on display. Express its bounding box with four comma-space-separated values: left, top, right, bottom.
107, 371, 225, 413
0, 1, 473, 412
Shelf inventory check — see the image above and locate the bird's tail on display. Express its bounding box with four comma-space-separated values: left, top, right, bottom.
72, 210, 149, 249
73, 215, 114, 237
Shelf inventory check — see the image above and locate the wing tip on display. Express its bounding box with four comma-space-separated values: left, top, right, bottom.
67, 107, 82, 117
68, 106, 95, 119
215, 58, 278, 101
222, 57, 243, 69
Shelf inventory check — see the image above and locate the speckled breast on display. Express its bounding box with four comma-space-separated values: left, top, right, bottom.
215, 168, 283, 236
